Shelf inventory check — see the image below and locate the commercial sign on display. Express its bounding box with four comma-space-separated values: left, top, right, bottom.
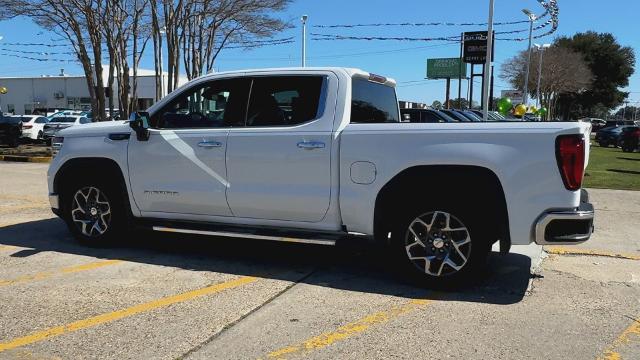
501, 89, 523, 103
463, 31, 494, 64
426, 58, 466, 79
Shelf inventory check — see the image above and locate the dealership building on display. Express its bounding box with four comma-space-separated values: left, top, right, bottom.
0, 68, 186, 115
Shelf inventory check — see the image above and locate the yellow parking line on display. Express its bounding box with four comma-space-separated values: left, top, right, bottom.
263, 298, 432, 359
0, 259, 123, 287
0, 276, 258, 353
598, 318, 640, 360
546, 246, 640, 261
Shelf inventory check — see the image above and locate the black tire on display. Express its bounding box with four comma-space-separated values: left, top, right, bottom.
388, 196, 491, 288
61, 175, 128, 247
8, 134, 19, 148
37, 131, 43, 142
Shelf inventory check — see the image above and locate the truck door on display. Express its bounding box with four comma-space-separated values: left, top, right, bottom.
225, 74, 336, 222
128, 77, 250, 217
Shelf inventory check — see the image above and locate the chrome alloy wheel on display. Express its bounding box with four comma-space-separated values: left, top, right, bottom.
404, 211, 472, 277
71, 187, 112, 237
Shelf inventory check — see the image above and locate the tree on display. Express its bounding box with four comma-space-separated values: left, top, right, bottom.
447, 98, 469, 109
614, 105, 639, 120
555, 32, 635, 119
1, 0, 110, 120
500, 46, 592, 120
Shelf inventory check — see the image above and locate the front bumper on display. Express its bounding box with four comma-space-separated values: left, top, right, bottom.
49, 194, 60, 216
534, 189, 594, 245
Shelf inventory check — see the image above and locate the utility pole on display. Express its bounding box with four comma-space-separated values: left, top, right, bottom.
481, 0, 494, 120
301, 15, 308, 67
535, 44, 551, 108
522, 9, 536, 107
458, 33, 463, 103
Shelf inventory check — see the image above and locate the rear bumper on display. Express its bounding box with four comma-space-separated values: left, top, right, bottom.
534, 189, 594, 245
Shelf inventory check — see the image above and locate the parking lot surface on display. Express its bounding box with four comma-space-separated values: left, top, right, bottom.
0, 162, 639, 359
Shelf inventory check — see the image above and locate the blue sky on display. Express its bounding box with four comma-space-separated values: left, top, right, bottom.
1, 0, 638, 107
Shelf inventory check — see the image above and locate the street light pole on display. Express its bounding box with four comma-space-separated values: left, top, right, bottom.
301, 15, 308, 67
534, 43, 550, 109
522, 9, 536, 106
481, 0, 495, 121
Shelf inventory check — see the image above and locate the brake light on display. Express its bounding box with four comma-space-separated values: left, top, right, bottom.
23, 124, 33, 129
555, 135, 585, 191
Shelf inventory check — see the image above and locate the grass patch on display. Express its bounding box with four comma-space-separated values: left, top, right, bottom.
584, 144, 640, 191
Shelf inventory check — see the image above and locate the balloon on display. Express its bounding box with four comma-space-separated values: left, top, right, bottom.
538, 107, 548, 116
528, 105, 538, 114
497, 97, 512, 114
514, 104, 527, 117
0, 87, 7, 95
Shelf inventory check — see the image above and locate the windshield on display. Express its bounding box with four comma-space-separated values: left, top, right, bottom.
50, 117, 77, 123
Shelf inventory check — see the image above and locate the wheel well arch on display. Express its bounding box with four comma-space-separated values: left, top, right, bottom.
54, 157, 129, 211
374, 165, 510, 251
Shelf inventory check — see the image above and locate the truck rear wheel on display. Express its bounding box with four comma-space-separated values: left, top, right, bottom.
62, 176, 127, 247
389, 199, 491, 288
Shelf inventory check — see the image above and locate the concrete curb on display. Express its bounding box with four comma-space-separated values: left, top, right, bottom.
0, 155, 52, 163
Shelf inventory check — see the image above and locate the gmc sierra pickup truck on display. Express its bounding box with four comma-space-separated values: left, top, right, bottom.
47, 67, 594, 286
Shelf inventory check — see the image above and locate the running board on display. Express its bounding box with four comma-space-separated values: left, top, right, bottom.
152, 226, 338, 246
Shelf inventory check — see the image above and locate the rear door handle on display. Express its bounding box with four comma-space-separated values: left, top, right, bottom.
297, 141, 325, 150
198, 140, 223, 148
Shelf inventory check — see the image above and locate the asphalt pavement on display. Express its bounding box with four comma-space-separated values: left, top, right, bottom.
0, 162, 638, 359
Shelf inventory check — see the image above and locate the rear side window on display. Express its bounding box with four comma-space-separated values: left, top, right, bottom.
246, 76, 324, 127
350, 79, 399, 123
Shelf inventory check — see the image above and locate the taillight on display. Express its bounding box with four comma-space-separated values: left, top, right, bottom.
556, 135, 585, 191
23, 124, 33, 129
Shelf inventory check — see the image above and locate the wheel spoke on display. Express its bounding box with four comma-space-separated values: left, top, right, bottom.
408, 226, 426, 248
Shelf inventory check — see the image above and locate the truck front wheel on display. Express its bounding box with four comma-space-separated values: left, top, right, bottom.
62, 176, 127, 247
390, 202, 491, 288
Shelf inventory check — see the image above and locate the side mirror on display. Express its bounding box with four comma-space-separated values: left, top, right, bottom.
129, 111, 150, 141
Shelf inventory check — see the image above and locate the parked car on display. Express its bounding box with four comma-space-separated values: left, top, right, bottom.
439, 109, 472, 122
43, 115, 92, 143
458, 110, 482, 122
0, 113, 23, 147
470, 110, 503, 121
581, 118, 606, 132
604, 120, 636, 128
12, 115, 49, 142
401, 108, 457, 123
47, 67, 594, 286
595, 126, 627, 147
620, 126, 640, 152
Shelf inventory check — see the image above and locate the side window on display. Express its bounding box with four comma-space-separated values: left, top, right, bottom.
350, 79, 399, 123
152, 78, 250, 129
401, 111, 420, 122
246, 76, 324, 127
80, 117, 90, 124
36, 117, 47, 124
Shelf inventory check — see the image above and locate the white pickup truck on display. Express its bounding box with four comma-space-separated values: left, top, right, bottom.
47, 67, 594, 286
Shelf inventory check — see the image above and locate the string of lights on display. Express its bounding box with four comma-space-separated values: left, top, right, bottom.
0, 52, 77, 63
313, 20, 530, 29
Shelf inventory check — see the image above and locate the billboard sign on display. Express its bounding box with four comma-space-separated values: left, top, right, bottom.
501, 90, 524, 103
463, 31, 494, 64
426, 58, 466, 79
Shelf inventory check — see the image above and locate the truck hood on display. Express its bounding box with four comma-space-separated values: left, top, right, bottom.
58, 120, 131, 138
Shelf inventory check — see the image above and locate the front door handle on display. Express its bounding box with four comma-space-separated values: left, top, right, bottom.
198, 140, 223, 148
297, 141, 325, 150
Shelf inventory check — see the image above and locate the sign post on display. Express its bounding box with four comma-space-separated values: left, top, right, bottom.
427, 58, 467, 109
463, 31, 494, 111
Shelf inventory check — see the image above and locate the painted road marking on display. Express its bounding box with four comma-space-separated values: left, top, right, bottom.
598, 318, 640, 360
546, 246, 640, 261
0, 276, 258, 353
263, 298, 432, 359
0, 259, 123, 287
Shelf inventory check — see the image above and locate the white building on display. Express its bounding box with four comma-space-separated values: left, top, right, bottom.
0, 68, 187, 115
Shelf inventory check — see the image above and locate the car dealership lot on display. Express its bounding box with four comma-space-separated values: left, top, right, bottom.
0, 162, 638, 360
